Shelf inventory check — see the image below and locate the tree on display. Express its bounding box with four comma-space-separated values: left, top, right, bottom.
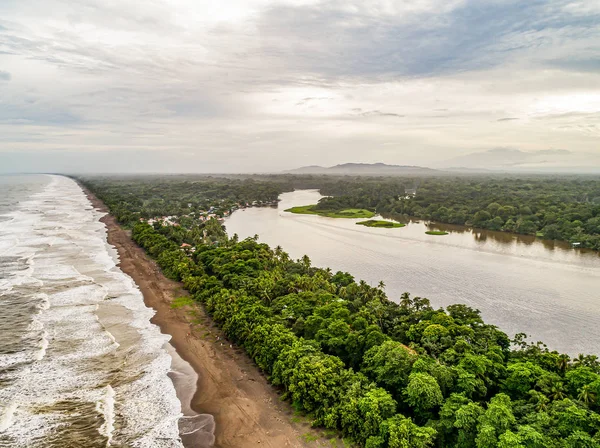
473, 210, 492, 226
488, 216, 505, 231
502, 362, 546, 399
566, 367, 599, 396
331, 375, 397, 444
578, 385, 596, 406
438, 394, 483, 447
475, 394, 516, 448
374, 414, 436, 448
404, 372, 443, 414
516, 219, 538, 235
246, 323, 297, 374
362, 341, 417, 399
287, 352, 348, 417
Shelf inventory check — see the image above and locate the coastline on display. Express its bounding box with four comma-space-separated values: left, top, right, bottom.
82, 186, 319, 448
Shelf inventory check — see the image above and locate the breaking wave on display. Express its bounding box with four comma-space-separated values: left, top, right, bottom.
0, 175, 184, 447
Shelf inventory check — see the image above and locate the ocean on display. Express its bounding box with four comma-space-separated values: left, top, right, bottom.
0, 175, 184, 447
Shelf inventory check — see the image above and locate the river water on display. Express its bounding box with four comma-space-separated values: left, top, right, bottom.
0, 175, 186, 447
226, 189, 600, 357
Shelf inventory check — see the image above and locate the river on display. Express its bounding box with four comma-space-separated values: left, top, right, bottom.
225, 189, 600, 357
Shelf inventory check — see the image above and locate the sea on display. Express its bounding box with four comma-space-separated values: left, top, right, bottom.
0, 175, 188, 447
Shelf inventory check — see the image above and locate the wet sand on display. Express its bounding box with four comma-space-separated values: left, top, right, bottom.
82, 187, 321, 448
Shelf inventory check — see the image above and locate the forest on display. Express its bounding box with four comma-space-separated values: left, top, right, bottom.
81, 174, 291, 225
81, 175, 600, 448
265, 174, 600, 250
79, 174, 600, 250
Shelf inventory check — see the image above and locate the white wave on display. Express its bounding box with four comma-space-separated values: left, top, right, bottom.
34, 331, 49, 361
37, 294, 50, 311
0, 402, 18, 432
0, 176, 185, 447
95, 309, 121, 349
26, 318, 43, 332
96, 385, 116, 446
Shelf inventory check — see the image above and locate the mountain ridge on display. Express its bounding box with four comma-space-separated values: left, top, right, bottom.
286, 162, 437, 175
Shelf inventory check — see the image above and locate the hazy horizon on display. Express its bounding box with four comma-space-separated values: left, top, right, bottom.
1, 1, 599, 173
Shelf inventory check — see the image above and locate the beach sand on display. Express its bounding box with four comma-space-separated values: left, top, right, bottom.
83, 188, 328, 448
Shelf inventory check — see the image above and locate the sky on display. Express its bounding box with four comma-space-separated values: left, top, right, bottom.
0, 0, 599, 173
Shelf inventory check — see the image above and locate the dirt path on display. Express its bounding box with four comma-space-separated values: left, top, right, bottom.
82, 188, 339, 448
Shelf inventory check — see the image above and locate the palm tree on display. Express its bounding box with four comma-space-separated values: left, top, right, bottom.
338, 286, 348, 299
557, 354, 570, 374
573, 353, 587, 368
550, 383, 566, 401
535, 394, 549, 412
585, 355, 599, 368
300, 254, 311, 273
578, 385, 596, 406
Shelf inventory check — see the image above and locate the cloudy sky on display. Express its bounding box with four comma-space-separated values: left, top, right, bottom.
0, 0, 599, 173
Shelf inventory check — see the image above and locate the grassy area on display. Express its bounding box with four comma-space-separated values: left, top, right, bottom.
285, 205, 375, 219
170, 296, 194, 309
356, 219, 405, 228
425, 230, 449, 236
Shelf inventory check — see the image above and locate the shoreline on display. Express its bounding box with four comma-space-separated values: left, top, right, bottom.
82, 186, 319, 448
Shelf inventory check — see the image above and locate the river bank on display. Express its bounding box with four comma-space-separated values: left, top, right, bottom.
82, 187, 323, 448
226, 189, 600, 357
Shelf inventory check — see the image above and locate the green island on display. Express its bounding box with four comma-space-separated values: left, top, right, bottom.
356, 220, 405, 228
80, 174, 600, 448
286, 204, 375, 219
425, 230, 449, 235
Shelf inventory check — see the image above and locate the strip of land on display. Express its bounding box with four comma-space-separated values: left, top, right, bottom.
285, 204, 375, 219
356, 220, 405, 228
83, 188, 334, 448
425, 230, 449, 235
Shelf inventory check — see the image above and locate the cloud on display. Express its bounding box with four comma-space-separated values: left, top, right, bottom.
0, 0, 598, 173
253, 0, 600, 79
296, 97, 334, 106
354, 109, 405, 118
0, 70, 10, 81
441, 147, 600, 171
546, 57, 600, 73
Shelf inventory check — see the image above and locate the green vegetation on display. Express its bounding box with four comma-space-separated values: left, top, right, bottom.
356, 220, 405, 228
82, 175, 600, 448
286, 205, 375, 219
302, 433, 320, 443
171, 296, 195, 308
425, 230, 448, 236
79, 173, 600, 251
298, 175, 600, 250
78, 175, 289, 227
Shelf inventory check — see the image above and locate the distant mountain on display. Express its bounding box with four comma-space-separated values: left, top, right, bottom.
444, 167, 493, 173
288, 165, 330, 174
286, 163, 437, 175
440, 148, 600, 173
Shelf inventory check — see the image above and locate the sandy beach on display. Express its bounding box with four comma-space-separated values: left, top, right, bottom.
82, 188, 326, 448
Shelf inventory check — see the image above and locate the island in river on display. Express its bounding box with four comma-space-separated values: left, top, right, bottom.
285, 204, 375, 218
356, 219, 405, 228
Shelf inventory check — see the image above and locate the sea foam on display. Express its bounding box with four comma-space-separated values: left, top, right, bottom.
96, 385, 116, 446
0, 176, 184, 447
